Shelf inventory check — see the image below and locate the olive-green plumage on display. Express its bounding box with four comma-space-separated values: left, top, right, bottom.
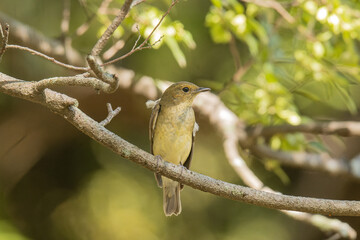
149, 82, 210, 216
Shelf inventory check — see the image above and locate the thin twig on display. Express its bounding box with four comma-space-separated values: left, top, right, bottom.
229, 34, 241, 70
0, 133, 27, 161
75, 0, 113, 37
102, 36, 163, 65
0, 23, 9, 61
138, 0, 178, 48
102, 0, 179, 66
87, 0, 134, 92
132, 25, 142, 50
250, 144, 355, 177
101, 22, 139, 60
0, 12, 84, 66
90, 0, 134, 56
232, 60, 253, 82
6, 44, 89, 72
76, 0, 144, 37
100, 103, 121, 126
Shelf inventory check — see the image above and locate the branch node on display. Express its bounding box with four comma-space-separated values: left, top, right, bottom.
102, 0, 179, 66
100, 103, 121, 126
132, 25, 142, 50
42, 88, 78, 111
86, 55, 120, 93
87, 55, 115, 83
91, 0, 134, 56
2, 73, 360, 220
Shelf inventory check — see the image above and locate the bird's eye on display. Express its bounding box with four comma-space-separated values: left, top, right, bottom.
182, 87, 189, 93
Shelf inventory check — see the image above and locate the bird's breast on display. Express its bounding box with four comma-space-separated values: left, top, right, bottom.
153, 106, 195, 165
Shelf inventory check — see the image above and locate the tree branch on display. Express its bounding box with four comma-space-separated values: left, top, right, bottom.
229, 34, 241, 71
0, 73, 78, 110
1, 72, 360, 217
248, 122, 360, 138
85, 0, 134, 94
0, 12, 83, 66
1, 11, 358, 237
34, 75, 114, 93
245, 122, 360, 180
0, 13, 87, 72
99, 103, 121, 126
102, 0, 179, 66
250, 144, 360, 180
6, 44, 89, 72
192, 91, 357, 239
90, 0, 134, 56
86, 55, 119, 93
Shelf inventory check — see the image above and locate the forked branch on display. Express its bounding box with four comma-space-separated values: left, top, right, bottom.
102, 0, 179, 66
1, 72, 360, 217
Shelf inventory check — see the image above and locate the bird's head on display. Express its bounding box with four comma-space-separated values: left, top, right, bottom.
160, 82, 211, 106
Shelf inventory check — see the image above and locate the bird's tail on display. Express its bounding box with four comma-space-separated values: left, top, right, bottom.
162, 177, 181, 216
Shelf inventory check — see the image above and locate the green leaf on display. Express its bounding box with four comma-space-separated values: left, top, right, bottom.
209, 24, 232, 43
244, 34, 258, 55
248, 18, 268, 44
228, 0, 244, 14
165, 37, 187, 68
264, 160, 290, 185
293, 89, 322, 101
331, 80, 357, 114
307, 141, 328, 153
182, 31, 196, 49
210, 0, 222, 8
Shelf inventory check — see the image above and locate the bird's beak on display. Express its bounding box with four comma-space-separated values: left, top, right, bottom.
193, 87, 211, 94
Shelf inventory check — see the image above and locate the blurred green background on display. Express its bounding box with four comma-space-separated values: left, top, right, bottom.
1, 0, 360, 239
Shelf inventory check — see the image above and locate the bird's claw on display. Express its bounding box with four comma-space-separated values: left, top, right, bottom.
179, 163, 186, 178
154, 155, 163, 173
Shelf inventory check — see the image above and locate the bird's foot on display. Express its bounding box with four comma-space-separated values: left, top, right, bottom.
179, 163, 187, 178
179, 163, 187, 190
154, 155, 164, 173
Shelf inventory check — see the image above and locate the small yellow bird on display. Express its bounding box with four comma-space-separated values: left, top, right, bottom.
148, 82, 210, 216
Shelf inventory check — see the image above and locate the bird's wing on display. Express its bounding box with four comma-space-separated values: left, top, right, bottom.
149, 100, 163, 187
180, 122, 199, 190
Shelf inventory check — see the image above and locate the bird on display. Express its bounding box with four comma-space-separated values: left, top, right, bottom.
147, 81, 210, 216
